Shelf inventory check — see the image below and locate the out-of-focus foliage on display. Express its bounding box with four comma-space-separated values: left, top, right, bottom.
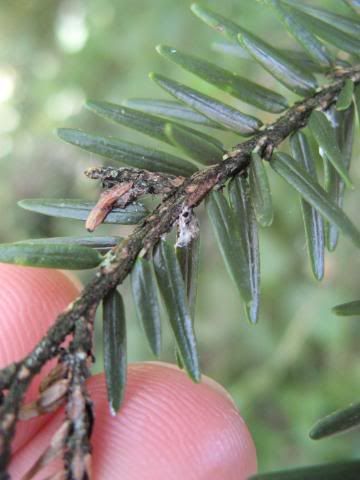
1, 0, 360, 472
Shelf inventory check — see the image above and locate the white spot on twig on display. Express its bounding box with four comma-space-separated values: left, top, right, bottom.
176, 207, 200, 248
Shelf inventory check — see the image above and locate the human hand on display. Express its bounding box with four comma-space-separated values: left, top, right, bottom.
0, 264, 257, 479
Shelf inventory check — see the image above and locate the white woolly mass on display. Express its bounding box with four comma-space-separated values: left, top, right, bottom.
176, 207, 200, 248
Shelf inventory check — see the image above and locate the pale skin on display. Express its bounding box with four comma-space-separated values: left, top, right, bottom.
0, 264, 257, 479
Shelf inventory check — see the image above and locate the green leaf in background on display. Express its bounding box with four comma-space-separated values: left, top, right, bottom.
321, 105, 355, 251
290, 132, 324, 281
270, 152, 360, 248
355, 84, 360, 129
103, 288, 127, 415
310, 401, 360, 439
206, 190, 253, 322
153, 240, 200, 382
284, 0, 360, 37
191, 3, 246, 43
264, 0, 332, 68
174, 349, 184, 370
124, 98, 225, 129
156, 45, 288, 113
308, 111, 353, 189
18, 198, 149, 225
336, 79, 354, 111
175, 216, 200, 367
131, 257, 162, 357
333, 300, 360, 316
237, 31, 318, 96
249, 152, 274, 227
16, 236, 121, 252
192, 4, 318, 95
228, 176, 260, 323
86, 100, 223, 151
57, 128, 197, 177
212, 40, 327, 73
249, 460, 360, 479
343, 0, 360, 14
282, 2, 360, 55
338, 106, 355, 172
164, 123, 223, 166
211, 40, 249, 59
151, 72, 262, 136
321, 154, 346, 250
86, 101, 178, 145
176, 225, 200, 320
0, 242, 102, 270
192, 1, 323, 70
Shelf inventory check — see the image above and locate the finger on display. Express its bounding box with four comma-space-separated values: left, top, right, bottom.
0, 264, 80, 453
10, 363, 257, 480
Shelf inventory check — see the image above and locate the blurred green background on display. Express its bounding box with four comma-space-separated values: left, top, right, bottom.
1, 0, 360, 474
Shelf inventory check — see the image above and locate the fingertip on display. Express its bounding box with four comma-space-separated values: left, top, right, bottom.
0, 264, 81, 453
0, 264, 81, 366
89, 362, 257, 479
